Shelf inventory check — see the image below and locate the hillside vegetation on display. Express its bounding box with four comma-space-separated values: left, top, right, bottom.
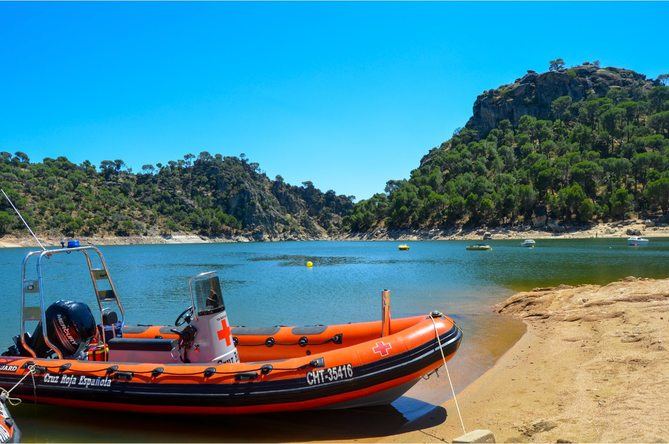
0, 152, 353, 240
345, 62, 669, 232
2, 62, 668, 242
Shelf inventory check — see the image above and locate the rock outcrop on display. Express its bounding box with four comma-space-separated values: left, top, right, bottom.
466, 64, 657, 136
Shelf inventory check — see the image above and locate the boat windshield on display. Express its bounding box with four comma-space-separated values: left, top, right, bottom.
190, 272, 225, 316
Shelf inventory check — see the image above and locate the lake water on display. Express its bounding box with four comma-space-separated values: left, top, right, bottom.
1, 238, 668, 441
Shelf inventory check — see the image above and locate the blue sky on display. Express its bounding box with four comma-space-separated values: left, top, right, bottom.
0, 2, 666, 200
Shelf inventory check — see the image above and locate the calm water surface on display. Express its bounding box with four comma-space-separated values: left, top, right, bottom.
1, 239, 668, 441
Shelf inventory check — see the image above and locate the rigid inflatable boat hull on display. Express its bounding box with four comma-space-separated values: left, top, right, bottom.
0, 316, 461, 415
324, 377, 422, 410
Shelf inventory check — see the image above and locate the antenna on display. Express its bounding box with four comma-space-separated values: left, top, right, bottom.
1, 188, 46, 250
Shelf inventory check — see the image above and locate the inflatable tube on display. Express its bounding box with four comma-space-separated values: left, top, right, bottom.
0, 314, 461, 415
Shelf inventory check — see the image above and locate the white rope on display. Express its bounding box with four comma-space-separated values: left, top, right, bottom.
0, 365, 36, 406
1, 188, 46, 250
430, 315, 467, 435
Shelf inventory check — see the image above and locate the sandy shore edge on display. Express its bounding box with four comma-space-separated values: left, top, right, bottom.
343, 219, 669, 241
376, 277, 669, 443
1, 220, 667, 248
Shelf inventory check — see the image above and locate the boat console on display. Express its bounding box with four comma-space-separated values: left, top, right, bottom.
182, 271, 239, 364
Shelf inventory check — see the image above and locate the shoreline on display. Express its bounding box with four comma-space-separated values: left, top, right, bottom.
377, 277, 669, 442
1, 220, 668, 248
342, 219, 669, 241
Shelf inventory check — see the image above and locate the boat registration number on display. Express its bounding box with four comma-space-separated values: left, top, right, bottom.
306, 364, 353, 385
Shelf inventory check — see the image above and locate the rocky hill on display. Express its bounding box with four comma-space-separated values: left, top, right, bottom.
3, 62, 667, 242
0, 152, 354, 240
346, 62, 669, 233
467, 64, 656, 136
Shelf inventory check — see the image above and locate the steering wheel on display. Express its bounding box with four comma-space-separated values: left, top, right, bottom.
174, 305, 195, 327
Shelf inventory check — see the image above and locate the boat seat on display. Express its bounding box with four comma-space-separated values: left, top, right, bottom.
107, 337, 177, 352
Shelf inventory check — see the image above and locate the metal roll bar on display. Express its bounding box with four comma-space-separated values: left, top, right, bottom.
20, 245, 125, 358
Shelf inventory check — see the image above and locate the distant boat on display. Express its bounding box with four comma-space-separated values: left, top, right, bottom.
521, 239, 536, 248
627, 236, 649, 246
466, 244, 492, 251
398, 244, 410, 251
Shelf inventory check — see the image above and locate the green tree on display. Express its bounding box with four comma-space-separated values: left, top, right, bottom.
517, 185, 538, 218
601, 107, 626, 139
570, 161, 603, 196
609, 188, 633, 219
558, 184, 595, 223
648, 111, 669, 136
551, 96, 572, 120
447, 195, 466, 222
549, 58, 565, 72
13, 151, 30, 164
0, 211, 14, 236
645, 178, 669, 214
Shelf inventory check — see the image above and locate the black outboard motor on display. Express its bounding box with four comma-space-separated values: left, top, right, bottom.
3, 300, 96, 358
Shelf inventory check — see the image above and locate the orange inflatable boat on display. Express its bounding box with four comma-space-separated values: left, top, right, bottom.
0, 393, 19, 443
0, 245, 462, 415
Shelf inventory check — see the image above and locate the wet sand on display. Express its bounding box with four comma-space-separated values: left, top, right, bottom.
380, 277, 669, 442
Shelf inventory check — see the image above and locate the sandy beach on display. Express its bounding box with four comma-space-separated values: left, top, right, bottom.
0, 220, 667, 248
345, 220, 669, 242
0, 233, 239, 248
375, 277, 669, 443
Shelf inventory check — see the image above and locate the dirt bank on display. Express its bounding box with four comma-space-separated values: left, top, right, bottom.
343, 220, 669, 241
0, 234, 244, 248
1, 220, 667, 248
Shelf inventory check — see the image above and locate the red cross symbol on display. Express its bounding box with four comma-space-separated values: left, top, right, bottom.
217, 319, 232, 346
372, 341, 392, 356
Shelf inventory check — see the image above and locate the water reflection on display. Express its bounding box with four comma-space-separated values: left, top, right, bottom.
15, 401, 447, 442
249, 254, 363, 267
